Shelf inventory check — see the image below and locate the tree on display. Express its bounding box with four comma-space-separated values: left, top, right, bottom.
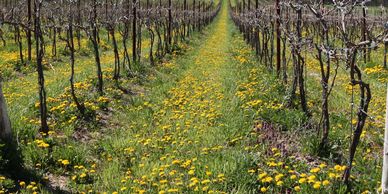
34, 0, 49, 134
87, 0, 104, 96
66, 0, 86, 117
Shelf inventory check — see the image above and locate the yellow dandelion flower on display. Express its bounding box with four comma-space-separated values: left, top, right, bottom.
361, 190, 370, 194
299, 178, 306, 184
262, 176, 273, 183
258, 172, 267, 180
319, 163, 327, 168
322, 180, 330, 186
121, 187, 127, 191
307, 175, 316, 181
275, 173, 284, 181
167, 188, 179, 193
334, 165, 342, 171
313, 181, 321, 189
310, 167, 320, 173
260, 187, 268, 193
61, 160, 70, 166
79, 173, 87, 178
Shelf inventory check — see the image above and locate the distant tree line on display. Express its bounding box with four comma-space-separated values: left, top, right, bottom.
323, 0, 388, 6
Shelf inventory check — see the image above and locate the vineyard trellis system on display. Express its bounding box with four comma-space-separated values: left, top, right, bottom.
230, 0, 388, 186
0, 0, 221, 134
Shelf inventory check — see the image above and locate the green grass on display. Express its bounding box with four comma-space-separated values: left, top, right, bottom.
0, 1, 262, 193
0, 0, 387, 193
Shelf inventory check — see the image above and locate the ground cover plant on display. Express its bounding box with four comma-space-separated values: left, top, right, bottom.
0, 0, 387, 193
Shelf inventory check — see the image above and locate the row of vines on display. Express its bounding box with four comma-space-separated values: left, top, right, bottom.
231, 0, 388, 191
0, 0, 220, 134
0, 1, 221, 192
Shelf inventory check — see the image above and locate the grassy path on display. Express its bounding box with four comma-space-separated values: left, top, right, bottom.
0, 1, 264, 193
88, 2, 258, 193
2, 0, 384, 193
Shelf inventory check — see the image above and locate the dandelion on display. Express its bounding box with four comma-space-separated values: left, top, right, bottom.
120, 187, 127, 191
167, 188, 179, 193
79, 173, 87, 178
310, 167, 320, 173
248, 169, 255, 174
319, 163, 327, 168
258, 172, 267, 180
313, 181, 321, 189
340, 165, 347, 171
294, 186, 301, 192
322, 180, 330, 186
61, 160, 70, 166
334, 165, 342, 171
267, 161, 277, 167
361, 190, 370, 194
299, 178, 306, 184
260, 187, 268, 193
276, 181, 284, 186
262, 176, 273, 183
275, 173, 284, 181
307, 175, 316, 183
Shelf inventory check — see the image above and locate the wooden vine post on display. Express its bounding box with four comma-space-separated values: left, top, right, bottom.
382, 84, 388, 194
384, 39, 388, 69
27, 0, 32, 61
362, 6, 367, 63
132, 0, 137, 63
167, 0, 172, 53
275, 0, 281, 76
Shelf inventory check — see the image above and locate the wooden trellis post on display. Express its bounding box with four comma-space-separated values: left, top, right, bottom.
382, 84, 388, 194
384, 39, 388, 69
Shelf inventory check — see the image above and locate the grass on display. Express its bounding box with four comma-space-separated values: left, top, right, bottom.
0, 0, 387, 193
0, 1, 262, 193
